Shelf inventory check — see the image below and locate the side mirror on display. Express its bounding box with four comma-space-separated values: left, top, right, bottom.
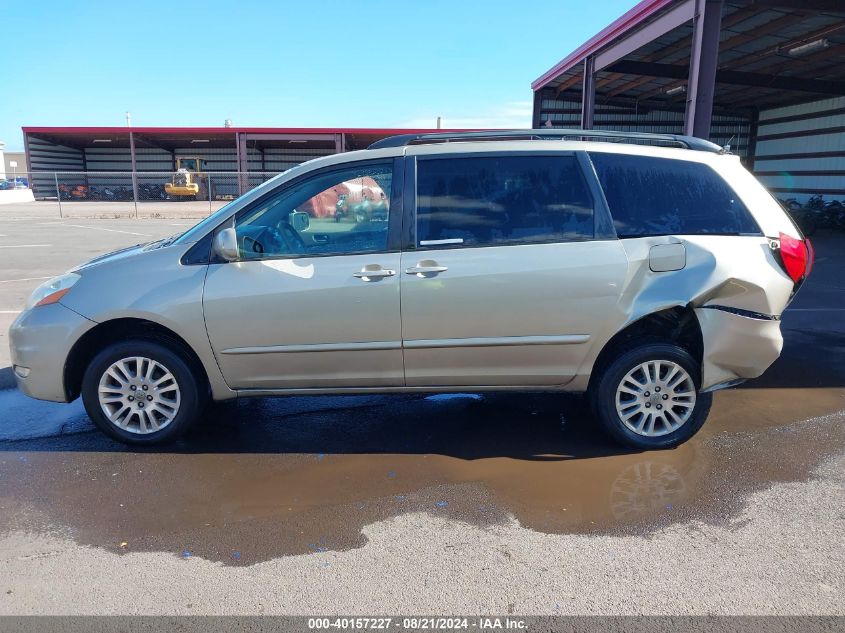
213, 227, 240, 262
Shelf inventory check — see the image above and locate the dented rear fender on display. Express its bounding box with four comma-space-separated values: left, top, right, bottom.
578, 235, 793, 391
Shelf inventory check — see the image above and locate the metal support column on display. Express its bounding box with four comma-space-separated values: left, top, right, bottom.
335, 133, 343, 155
236, 132, 249, 195
745, 108, 759, 171
129, 131, 139, 218
685, 0, 722, 138
581, 56, 596, 130
55, 172, 63, 218
532, 90, 543, 128
23, 132, 40, 204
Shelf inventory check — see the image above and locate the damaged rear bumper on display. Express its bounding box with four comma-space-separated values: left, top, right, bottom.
695, 306, 783, 391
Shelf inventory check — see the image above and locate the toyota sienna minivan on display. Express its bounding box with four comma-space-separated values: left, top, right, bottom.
9, 130, 813, 449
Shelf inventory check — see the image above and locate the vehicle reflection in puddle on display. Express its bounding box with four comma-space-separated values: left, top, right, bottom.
1, 383, 843, 566
609, 460, 687, 522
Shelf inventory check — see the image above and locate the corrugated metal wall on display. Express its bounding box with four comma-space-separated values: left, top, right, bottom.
27, 137, 85, 197
538, 96, 751, 157
27, 138, 336, 175
261, 147, 335, 172
24, 133, 345, 200
753, 96, 845, 203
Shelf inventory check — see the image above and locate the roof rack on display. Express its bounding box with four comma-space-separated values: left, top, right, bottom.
367, 129, 725, 154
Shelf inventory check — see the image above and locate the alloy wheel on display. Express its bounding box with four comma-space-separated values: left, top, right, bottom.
97, 356, 181, 434
614, 360, 696, 437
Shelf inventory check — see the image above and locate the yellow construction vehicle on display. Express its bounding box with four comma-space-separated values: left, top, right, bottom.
165, 157, 208, 199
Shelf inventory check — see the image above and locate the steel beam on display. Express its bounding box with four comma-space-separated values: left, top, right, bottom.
554, 74, 582, 96
748, 0, 845, 10
603, 7, 789, 98
745, 108, 759, 171
236, 132, 249, 195
594, 0, 695, 71
611, 59, 845, 95
581, 56, 596, 130
243, 133, 336, 142
532, 90, 543, 128
595, 4, 759, 91
685, 0, 722, 138
129, 131, 139, 217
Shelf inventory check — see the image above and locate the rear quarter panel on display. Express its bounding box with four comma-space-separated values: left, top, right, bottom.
573, 235, 794, 391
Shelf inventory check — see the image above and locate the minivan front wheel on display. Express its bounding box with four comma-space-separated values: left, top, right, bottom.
81, 340, 204, 445
591, 343, 712, 449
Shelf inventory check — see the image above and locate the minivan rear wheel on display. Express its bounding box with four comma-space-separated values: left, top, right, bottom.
591, 342, 712, 449
81, 339, 204, 445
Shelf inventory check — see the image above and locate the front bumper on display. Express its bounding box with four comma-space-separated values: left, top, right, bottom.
8, 302, 96, 403
165, 183, 199, 196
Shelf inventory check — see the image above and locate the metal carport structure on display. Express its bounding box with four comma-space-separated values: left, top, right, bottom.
20, 126, 458, 203
531, 0, 845, 199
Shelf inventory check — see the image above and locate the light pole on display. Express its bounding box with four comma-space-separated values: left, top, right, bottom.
9, 161, 17, 186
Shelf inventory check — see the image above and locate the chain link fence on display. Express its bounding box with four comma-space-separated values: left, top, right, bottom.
4, 170, 845, 231
1, 171, 281, 218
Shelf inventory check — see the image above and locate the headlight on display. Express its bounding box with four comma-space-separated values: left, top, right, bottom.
26, 273, 81, 310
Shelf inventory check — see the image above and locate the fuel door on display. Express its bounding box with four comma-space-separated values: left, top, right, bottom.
649, 242, 686, 272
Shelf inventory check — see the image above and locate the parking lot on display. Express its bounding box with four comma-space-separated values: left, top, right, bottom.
0, 210, 843, 615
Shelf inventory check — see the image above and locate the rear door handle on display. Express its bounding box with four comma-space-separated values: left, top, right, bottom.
405, 261, 448, 276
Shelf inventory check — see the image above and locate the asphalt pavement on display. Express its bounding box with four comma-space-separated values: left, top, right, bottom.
0, 209, 843, 615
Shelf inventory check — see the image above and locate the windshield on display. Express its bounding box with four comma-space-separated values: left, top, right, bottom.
173, 170, 292, 244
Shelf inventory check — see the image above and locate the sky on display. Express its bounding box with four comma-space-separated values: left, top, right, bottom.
0, 0, 637, 151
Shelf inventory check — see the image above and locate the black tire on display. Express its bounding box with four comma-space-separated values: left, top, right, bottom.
590, 342, 712, 450
81, 339, 205, 445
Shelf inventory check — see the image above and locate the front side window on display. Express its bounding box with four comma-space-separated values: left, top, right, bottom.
234, 162, 393, 259
415, 155, 594, 248
589, 152, 761, 238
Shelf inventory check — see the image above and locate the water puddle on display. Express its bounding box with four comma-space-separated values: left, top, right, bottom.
0, 385, 842, 565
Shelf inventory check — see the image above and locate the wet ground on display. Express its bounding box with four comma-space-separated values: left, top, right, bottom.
1, 222, 844, 573
1, 367, 843, 566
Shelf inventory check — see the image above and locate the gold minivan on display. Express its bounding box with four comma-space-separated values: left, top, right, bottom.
10, 130, 813, 448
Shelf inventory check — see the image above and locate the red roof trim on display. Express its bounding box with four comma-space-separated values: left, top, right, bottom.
21, 126, 472, 135
531, 0, 678, 91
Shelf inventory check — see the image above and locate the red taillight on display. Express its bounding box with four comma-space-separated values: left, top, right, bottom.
778, 232, 813, 284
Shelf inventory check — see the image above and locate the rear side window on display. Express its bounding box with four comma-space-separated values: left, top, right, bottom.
589, 153, 760, 237
415, 155, 594, 247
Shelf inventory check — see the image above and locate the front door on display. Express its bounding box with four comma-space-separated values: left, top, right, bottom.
203, 160, 404, 390
400, 152, 628, 386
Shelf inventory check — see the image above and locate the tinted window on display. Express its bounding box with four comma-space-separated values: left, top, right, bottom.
589, 153, 760, 238
234, 163, 392, 259
416, 155, 594, 247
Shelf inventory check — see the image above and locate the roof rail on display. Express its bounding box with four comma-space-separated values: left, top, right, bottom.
368, 129, 725, 154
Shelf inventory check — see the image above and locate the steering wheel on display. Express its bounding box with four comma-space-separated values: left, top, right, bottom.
276, 221, 307, 254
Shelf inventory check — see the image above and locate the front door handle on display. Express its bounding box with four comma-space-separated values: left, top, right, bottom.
406, 260, 448, 276
353, 265, 396, 281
